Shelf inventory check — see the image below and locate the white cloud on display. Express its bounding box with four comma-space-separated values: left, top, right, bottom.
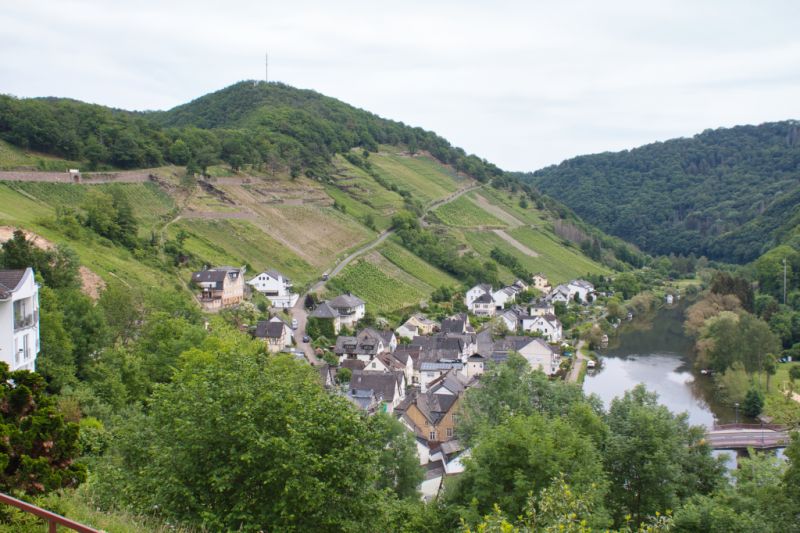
1, 1, 799, 169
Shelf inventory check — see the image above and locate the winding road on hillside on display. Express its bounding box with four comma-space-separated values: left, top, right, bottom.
292, 181, 482, 364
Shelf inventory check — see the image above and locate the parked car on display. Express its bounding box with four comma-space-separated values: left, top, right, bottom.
302, 335, 310, 343
291, 318, 298, 329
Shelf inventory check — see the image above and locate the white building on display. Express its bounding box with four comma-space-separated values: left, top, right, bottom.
465, 284, 493, 307
247, 269, 299, 308
567, 279, 595, 303
0, 268, 40, 372
521, 313, 563, 342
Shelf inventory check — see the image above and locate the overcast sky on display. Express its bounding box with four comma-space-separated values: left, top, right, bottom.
2, 1, 799, 171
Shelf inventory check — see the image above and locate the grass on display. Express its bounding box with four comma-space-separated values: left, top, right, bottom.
380, 239, 459, 289
0, 139, 81, 171
0, 183, 178, 290
369, 151, 460, 205
464, 228, 607, 285
5, 182, 175, 236
168, 218, 317, 285
476, 187, 546, 226
433, 194, 506, 227
327, 258, 426, 314
763, 362, 800, 424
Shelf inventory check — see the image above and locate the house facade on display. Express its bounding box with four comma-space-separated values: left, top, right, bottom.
0, 268, 40, 372
403, 370, 467, 444
470, 292, 495, 317
247, 269, 299, 308
254, 316, 294, 353
192, 266, 246, 310
396, 314, 438, 340
493, 336, 560, 375
521, 313, 563, 342
531, 273, 551, 294
310, 293, 366, 334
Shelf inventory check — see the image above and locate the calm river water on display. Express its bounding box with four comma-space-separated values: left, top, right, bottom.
583, 301, 739, 428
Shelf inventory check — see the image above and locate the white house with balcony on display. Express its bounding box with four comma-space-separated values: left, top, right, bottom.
247, 269, 299, 308
0, 268, 40, 372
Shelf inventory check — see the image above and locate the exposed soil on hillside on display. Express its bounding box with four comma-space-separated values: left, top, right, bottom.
0, 225, 105, 299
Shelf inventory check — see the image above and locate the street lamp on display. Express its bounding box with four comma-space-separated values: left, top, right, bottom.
734, 402, 739, 425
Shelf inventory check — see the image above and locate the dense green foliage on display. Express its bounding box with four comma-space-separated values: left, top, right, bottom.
528, 121, 800, 262
453, 356, 725, 531
0, 82, 504, 181
0, 365, 85, 495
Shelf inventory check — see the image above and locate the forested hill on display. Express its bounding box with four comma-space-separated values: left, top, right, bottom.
525, 121, 800, 263
0, 81, 502, 181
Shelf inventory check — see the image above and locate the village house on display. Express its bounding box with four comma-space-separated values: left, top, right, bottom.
492, 336, 560, 375
253, 316, 294, 353
530, 300, 555, 317
465, 354, 486, 379
191, 266, 246, 310
309, 292, 366, 334
334, 327, 395, 363
465, 283, 493, 307
531, 273, 551, 294
247, 269, 299, 308
401, 369, 468, 444
396, 314, 438, 340
498, 308, 521, 332
545, 284, 571, 304
521, 313, 563, 342
419, 361, 464, 392
0, 268, 40, 372
470, 292, 496, 317
567, 279, 595, 302
348, 369, 406, 414
491, 286, 518, 309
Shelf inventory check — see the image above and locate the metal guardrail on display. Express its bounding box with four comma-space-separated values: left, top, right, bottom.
0, 492, 102, 533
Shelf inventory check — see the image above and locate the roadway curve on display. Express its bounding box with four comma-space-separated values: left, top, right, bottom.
292, 181, 481, 364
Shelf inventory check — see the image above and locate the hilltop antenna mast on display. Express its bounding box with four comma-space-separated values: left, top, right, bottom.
265, 52, 268, 84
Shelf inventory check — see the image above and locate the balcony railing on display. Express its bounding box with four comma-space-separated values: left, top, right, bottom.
0, 491, 101, 533
14, 313, 35, 331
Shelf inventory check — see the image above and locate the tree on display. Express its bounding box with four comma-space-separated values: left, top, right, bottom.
789, 365, 800, 383
447, 412, 607, 523
367, 414, 423, 499
742, 388, 764, 418
603, 385, 725, 527
94, 332, 383, 531
34, 286, 77, 393
457, 353, 597, 446
0, 231, 79, 290
0, 364, 86, 495
98, 281, 142, 343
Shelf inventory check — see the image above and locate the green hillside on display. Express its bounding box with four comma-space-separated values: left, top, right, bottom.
527, 120, 800, 263
0, 82, 627, 315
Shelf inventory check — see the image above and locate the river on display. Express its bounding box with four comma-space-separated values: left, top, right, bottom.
583, 301, 739, 427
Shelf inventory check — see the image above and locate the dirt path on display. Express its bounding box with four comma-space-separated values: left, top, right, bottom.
567, 340, 589, 383
471, 193, 525, 228
492, 229, 539, 257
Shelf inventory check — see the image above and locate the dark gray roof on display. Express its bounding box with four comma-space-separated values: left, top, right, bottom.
329, 293, 365, 309
310, 301, 339, 319
440, 315, 468, 334
341, 359, 366, 371
350, 370, 401, 402
192, 267, 240, 289
0, 269, 27, 300
254, 319, 288, 339
334, 336, 359, 355
474, 292, 494, 304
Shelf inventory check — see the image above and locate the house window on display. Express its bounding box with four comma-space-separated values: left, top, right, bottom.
429, 431, 436, 441
451, 414, 458, 423
447, 428, 453, 438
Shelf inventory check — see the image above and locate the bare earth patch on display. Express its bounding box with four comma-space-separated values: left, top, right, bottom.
0, 225, 105, 300
492, 229, 540, 257
472, 193, 525, 228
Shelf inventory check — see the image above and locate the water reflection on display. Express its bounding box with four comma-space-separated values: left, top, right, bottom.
583, 302, 738, 427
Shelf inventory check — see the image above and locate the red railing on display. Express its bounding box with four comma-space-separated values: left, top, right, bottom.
0, 492, 102, 533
